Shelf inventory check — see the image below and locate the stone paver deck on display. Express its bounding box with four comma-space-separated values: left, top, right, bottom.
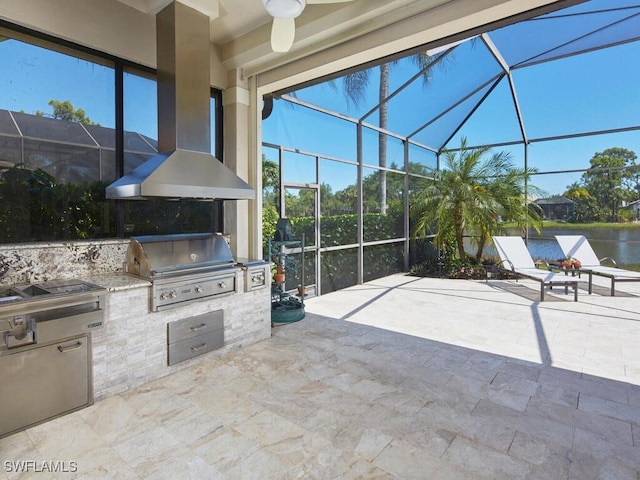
1, 273, 639, 479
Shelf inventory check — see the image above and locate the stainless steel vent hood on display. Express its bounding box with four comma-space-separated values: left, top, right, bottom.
106, 1, 255, 200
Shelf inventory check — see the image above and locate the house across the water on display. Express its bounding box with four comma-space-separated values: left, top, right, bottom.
533, 196, 575, 220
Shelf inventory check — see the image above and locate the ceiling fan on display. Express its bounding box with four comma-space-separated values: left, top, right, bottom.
262, 0, 356, 53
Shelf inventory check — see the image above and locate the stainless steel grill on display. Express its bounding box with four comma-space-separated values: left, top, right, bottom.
125, 233, 247, 311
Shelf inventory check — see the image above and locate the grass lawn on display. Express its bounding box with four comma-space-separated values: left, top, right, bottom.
541, 221, 640, 230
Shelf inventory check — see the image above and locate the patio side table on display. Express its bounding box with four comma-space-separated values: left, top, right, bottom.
549, 263, 593, 295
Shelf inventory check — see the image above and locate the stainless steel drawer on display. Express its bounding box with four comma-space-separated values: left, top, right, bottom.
167, 310, 223, 344
167, 310, 224, 366
168, 329, 224, 366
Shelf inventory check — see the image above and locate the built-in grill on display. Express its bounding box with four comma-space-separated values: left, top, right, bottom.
126, 233, 263, 311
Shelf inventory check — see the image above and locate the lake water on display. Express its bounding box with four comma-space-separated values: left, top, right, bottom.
484, 227, 640, 270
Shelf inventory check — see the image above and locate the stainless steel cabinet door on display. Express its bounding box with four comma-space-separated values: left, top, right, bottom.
0, 336, 89, 437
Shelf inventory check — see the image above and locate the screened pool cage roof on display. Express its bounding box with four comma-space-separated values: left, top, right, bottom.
281, 0, 640, 156
0, 109, 157, 183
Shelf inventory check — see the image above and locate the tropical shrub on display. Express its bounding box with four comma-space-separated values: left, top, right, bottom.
411, 137, 542, 262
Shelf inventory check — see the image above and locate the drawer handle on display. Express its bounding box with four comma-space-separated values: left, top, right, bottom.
190, 323, 207, 332
190, 343, 207, 352
58, 341, 82, 353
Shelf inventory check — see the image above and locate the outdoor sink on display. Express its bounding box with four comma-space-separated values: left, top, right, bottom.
0, 295, 24, 305
41, 281, 100, 295
12, 285, 51, 297
0, 280, 105, 307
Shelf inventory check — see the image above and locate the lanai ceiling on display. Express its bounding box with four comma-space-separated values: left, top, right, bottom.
114, 0, 268, 43
109, 0, 579, 83
1, 0, 585, 93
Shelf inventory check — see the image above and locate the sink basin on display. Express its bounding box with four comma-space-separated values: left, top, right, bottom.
42, 282, 99, 295
0, 280, 105, 306
0, 295, 24, 305
12, 285, 51, 297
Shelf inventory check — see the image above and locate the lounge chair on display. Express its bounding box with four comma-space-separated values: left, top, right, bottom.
492, 236, 580, 301
555, 234, 640, 296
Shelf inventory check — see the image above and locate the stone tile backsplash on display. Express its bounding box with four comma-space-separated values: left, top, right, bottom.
0, 239, 128, 285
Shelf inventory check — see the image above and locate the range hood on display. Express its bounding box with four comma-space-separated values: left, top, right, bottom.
106, 1, 255, 200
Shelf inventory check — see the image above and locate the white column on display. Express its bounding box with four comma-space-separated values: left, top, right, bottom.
222, 71, 259, 259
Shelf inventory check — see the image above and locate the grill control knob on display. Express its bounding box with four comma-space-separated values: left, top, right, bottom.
170, 290, 177, 298
160, 292, 168, 300
195, 286, 203, 293
218, 281, 226, 288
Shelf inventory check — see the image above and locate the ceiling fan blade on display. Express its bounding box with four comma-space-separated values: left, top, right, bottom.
307, 0, 356, 3
271, 17, 296, 52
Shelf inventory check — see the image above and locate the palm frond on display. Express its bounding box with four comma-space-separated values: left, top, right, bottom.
411, 136, 542, 259
342, 70, 371, 107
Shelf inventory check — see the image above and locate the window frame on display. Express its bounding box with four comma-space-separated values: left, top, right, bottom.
0, 19, 225, 242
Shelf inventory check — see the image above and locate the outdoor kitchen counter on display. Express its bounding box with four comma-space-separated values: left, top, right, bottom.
80, 273, 151, 292
75, 268, 271, 402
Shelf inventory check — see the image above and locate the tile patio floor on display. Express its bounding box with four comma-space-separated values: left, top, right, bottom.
1, 273, 639, 479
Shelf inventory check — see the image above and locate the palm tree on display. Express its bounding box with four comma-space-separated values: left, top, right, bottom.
341, 53, 450, 214
411, 137, 542, 261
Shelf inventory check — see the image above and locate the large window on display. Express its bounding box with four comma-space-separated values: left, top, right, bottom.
0, 23, 223, 243
0, 29, 116, 242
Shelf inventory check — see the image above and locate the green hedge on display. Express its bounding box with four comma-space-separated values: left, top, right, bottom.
264, 210, 405, 294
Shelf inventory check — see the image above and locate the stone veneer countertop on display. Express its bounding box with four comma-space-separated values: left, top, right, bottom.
80, 273, 151, 292
0, 239, 129, 286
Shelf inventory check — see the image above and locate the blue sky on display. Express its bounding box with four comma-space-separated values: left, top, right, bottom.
0, 40, 116, 127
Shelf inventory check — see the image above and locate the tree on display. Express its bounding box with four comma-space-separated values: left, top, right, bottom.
411, 137, 541, 261
319, 182, 340, 216
621, 160, 640, 201
262, 156, 279, 190
262, 156, 279, 207
261, 155, 281, 251
340, 52, 452, 215
333, 184, 357, 215
563, 183, 597, 223
283, 189, 315, 218
262, 203, 279, 253
35, 99, 99, 125
580, 147, 637, 222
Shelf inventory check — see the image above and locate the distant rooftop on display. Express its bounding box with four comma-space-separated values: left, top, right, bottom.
534, 196, 575, 205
